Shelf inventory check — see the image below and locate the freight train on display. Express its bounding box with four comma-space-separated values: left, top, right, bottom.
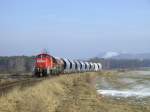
33, 53, 102, 77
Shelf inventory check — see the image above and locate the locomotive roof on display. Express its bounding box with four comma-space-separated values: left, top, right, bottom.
37, 53, 52, 57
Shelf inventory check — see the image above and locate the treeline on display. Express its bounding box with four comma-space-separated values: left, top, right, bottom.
89, 57, 150, 69
0, 56, 35, 73
1, 56, 150, 74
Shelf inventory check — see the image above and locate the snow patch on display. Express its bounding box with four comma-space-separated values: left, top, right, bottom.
97, 89, 150, 98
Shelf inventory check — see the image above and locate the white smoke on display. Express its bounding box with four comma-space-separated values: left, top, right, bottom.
103, 52, 119, 59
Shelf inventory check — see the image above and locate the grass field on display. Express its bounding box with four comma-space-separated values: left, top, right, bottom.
0, 71, 150, 112
0, 72, 101, 112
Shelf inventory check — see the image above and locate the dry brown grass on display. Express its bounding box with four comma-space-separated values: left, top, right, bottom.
1, 71, 149, 112
0, 79, 17, 86
0, 77, 64, 112
0, 72, 101, 112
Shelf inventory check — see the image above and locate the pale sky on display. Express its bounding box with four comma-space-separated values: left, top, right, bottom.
0, 0, 150, 59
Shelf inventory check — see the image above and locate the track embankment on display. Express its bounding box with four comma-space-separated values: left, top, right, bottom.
0, 78, 44, 96
0, 72, 102, 112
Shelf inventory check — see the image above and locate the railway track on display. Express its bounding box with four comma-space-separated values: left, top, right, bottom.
0, 78, 44, 96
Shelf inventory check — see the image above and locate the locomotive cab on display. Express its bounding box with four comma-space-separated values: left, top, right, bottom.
34, 53, 53, 77
34, 53, 64, 77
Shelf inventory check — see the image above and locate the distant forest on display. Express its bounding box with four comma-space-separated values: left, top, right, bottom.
90, 57, 150, 70
0, 56, 150, 74
0, 56, 35, 73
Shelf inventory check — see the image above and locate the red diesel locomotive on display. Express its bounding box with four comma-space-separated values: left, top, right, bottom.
34, 53, 63, 77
